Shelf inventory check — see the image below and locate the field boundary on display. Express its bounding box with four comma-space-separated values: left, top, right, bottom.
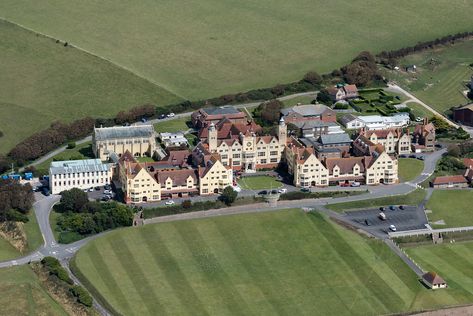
0, 17, 186, 100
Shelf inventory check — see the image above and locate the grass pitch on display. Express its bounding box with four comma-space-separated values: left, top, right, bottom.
384, 40, 473, 114
1, 1, 472, 102
0, 265, 67, 315
426, 190, 473, 228
237, 176, 283, 190
406, 242, 473, 309
398, 158, 424, 182
0, 19, 181, 154
73, 209, 463, 315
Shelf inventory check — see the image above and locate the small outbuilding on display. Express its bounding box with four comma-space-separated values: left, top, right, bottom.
422, 272, 447, 290
431, 175, 468, 188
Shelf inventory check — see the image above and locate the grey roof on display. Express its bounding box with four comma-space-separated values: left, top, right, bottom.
340, 114, 358, 124
299, 138, 342, 153
202, 106, 241, 116
94, 125, 154, 141
50, 159, 110, 175
319, 133, 352, 145
293, 121, 337, 129
281, 104, 330, 117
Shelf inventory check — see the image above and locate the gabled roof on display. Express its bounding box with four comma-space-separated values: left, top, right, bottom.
340, 114, 359, 124
361, 128, 405, 139
50, 159, 110, 175
343, 84, 358, 94
324, 157, 365, 174
319, 133, 352, 145
94, 125, 154, 141
155, 168, 198, 186
432, 175, 467, 185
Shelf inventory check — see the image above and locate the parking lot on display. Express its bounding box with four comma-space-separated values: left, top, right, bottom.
343, 205, 428, 237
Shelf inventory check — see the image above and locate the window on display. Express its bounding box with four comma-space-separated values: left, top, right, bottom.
233, 154, 240, 158
270, 158, 278, 163
270, 151, 278, 156
202, 189, 208, 194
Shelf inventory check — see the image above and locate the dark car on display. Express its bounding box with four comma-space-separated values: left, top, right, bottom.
259, 190, 268, 195
379, 206, 385, 211
389, 205, 396, 211
101, 196, 110, 201
399, 154, 407, 158
42, 188, 50, 196
159, 114, 166, 119
271, 190, 278, 194
417, 156, 425, 161
435, 144, 443, 148
409, 154, 417, 159
94, 186, 101, 191
104, 184, 112, 190
399, 205, 405, 210
364, 219, 372, 226
301, 187, 310, 193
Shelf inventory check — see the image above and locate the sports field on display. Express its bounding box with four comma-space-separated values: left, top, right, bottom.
73, 209, 465, 315
1, 1, 472, 103
406, 242, 473, 308
384, 40, 473, 114
154, 117, 191, 134
0, 19, 181, 154
426, 190, 473, 228
0, 265, 67, 315
398, 158, 424, 182
237, 176, 283, 190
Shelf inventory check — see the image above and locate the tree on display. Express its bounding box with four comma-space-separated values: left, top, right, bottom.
221, 186, 238, 206
303, 71, 322, 85
341, 51, 380, 87
67, 142, 76, 149
60, 188, 89, 212
254, 99, 283, 126
316, 89, 332, 105
447, 144, 461, 157
287, 123, 302, 138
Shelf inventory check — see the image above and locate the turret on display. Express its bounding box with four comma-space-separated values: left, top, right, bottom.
278, 117, 287, 148
208, 122, 217, 152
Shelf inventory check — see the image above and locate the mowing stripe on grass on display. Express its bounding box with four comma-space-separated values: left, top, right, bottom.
172, 221, 254, 316
82, 243, 133, 313
256, 212, 361, 315
139, 226, 210, 316
307, 214, 405, 313
108, 235, 167, 316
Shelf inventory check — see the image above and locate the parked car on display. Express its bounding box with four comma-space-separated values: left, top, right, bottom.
379, 207, 385, 211
278, 188, 287, 194
409, 154, 417, 159
95, 186, 101, 190
351, 181, 361, 187
417, 156, 425, 161
141, 117, 147, 123
159, 114, 166, 119
165, 200, 175, 205
104, 190, 112, 195
83, 189, 88, 193
399, 154, 407, 158
389, 224, 397, 232
415, 117, 423, 122
271, 190, 278, 194
259, 190, 268, 195
301, 187, 310, 193
364, 219, 372, 226
167, 113, 175, 118
104, 184, 111, 190
435, 143, 443, 148
232, 186, 241, 192
101, 196, 110, 201
399, 205, 405, 210
379, 212, 387, 220
89, 187, 94, 192
389, 205, 396, 211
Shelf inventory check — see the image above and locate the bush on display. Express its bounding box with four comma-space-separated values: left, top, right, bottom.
333, 103, 349, 110
220, 186, 238, 206
67, 142, 76, 149
41, 256, 73, 285
182, 200, 192, 209
6, 209, 29, 223
70, 285, 93, 307
58, 231, 83, 244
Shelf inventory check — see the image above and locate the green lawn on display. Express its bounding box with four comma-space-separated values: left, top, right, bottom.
0, 19, 181, 154
384, 40, 473, 114
406, 102, 434, 119
34, 142, 94, 174
136, 156, 155, 163
73, 209, 461, 315
0, 265, 67, 315
1, 1, 473, 104
237, 176, 282, 190
24, 211, 44, 253
154, 117, 191, 134
406, 242, 473, 309
328, 189, 426, 212
398, 158, 424, 182
0, 236, 20, 262
282, 95, 315, 108
426, 190, 473, 228
49, 211, 60, 243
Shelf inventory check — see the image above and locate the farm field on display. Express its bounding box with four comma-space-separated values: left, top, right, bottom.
0, 19, 181, 154
406, 242, 473, 307
426, 190, 473, 228
0, 265, 67, 315
398, 158, 424, 182
73, 209, 470, 315
383, 40, 473, 114
328, 189, 426, 212
237, 176, 283, 190
1, 1, 473, 104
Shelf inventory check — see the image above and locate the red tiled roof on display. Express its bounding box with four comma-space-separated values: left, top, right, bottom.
155, 168, 198, 186
463, 158, 473, 169
422, 272, 446, 285
432, 175, 467, 185
343, 84, 358, 94
361, 128, 404, 139
324, 157, 365, 174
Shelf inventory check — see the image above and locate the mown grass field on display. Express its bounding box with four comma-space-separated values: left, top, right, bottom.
398, 158, 424, 182
328, 189, 426, 212
154, 117, 191, 134
384, 40, 473, 114
237, 176, 282, 190
426, 190, 473, 228
0, 19, 181, 154
0, 265, 67, 315
34, 142, 94, 175
1, 1, 473, 103
73, 209, 466, 315
406, 242, 473, 307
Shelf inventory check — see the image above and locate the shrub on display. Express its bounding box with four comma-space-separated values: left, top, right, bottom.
182, 200, 192, 209
67, 142, 76, 149
303, 71, 322, 85
6, 209, 29, 222
220, 186, 238, 206
333, 103, 349, 110
70, 285, 93, 307
41, 256, 73, 285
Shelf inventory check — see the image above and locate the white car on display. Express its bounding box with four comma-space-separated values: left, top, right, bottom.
104, 190, 112, 195
350, 182, 361, 187
232, 186, 242, 192
389, 225, 397, 232
167, 113, 175, 118
278, 188, 287, 194
89, 187, 94, 192
165, 200, 175, 205
83, 189, 88, 193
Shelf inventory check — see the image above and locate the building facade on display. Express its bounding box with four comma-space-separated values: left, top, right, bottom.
191, 106, 247, 128
49, 159, 112, 194
357, 128, 411, 155
93, 125, 157, 160
412, 119, 436, 152
453, 104, 473, 126
341, 113, 410, 130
